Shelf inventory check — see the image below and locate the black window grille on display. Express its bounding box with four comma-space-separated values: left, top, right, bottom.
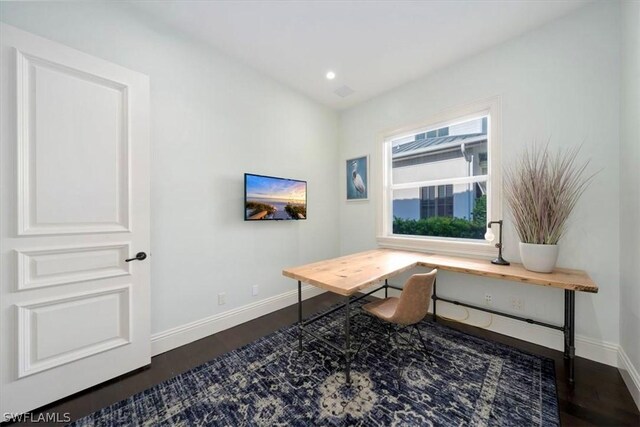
420, 185, 453, 218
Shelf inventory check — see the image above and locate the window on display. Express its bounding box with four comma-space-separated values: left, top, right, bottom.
377, 98, 502, 257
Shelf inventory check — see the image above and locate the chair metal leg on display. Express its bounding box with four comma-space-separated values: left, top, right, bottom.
383, 322, 391, 345
388, 324, 404, 380
432, 278, 438, 323
413, 324, 430, 354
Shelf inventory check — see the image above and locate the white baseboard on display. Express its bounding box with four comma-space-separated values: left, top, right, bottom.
151, 285, 325, 356
374, 289, 621, 367
574, 334, 621, 367
618, 347, 640, 410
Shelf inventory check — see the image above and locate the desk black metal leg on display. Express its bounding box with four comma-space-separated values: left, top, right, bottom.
563, 290, 570, 360
344, 296, 352, 384
385, 279, 388, 298
298, 280, 303, 352
432, 278, 437, 323
566, 290, 576, 385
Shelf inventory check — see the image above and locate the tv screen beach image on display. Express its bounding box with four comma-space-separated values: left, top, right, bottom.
245, 174, 307, 220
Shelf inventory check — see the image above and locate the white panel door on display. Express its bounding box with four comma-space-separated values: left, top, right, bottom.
0, 23, 151, 419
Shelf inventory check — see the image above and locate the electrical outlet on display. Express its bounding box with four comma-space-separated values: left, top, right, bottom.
511, 297, 524, 311
252, 285, 259, 296
218, 292, 226, 305
484, 293, 492, 306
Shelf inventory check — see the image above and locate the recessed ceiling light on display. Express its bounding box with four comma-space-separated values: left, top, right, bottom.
326, 71, 336, 80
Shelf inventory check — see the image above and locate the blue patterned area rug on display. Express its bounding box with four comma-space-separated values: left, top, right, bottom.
72, 302, 559, 426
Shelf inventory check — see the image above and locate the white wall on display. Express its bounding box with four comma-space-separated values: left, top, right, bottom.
619, 0, 640, 408
339, 1, 621, 364
0, 2, 339, 345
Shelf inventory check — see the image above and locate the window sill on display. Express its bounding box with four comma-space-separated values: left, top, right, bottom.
377, 235, 496, 258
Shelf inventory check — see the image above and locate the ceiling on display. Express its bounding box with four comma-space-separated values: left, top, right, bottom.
131, 1, 591, 110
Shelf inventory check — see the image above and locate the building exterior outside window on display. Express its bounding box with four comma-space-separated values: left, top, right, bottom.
390, 117, 487, 239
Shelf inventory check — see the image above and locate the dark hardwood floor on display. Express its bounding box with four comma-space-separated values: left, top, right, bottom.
8, 292, 640, 426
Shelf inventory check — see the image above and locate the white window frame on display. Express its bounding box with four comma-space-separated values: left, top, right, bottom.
375, 97, 502, 258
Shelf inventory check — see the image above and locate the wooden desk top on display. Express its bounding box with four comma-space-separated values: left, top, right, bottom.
282, 249, 598, 296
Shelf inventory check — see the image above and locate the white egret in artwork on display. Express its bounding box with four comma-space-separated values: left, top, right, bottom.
351, 161, 366, 195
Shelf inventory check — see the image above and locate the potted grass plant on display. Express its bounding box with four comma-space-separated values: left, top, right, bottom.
504, 144, 596, 273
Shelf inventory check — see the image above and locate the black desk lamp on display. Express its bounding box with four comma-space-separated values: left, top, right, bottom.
485, 220, 510, 265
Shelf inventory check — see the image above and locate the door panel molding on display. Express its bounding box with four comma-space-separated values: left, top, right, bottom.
16, 243, 131, 291
16, 285, 132, 378
16, 49, 131, 236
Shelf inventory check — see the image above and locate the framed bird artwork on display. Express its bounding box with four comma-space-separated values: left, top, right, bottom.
346, 155, 369, 201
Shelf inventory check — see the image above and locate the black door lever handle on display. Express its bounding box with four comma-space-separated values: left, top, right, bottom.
125, 252, 147, 262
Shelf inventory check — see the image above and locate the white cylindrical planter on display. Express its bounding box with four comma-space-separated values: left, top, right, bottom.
519, 243, 559, 273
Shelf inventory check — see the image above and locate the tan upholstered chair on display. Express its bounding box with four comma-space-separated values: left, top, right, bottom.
362, 270, 437, 355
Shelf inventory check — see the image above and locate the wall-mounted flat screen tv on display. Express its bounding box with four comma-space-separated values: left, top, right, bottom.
244, 173, 307, 221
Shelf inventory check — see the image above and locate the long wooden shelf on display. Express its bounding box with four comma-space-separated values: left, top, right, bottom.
282, 249, 598, 296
